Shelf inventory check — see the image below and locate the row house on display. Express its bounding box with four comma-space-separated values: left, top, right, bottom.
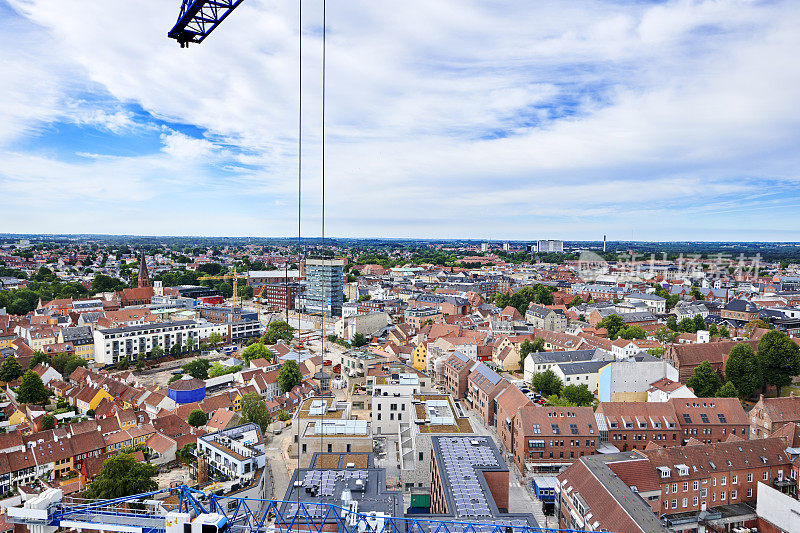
595, 402, 681, 450
512, 405, 599, 474
494, 384, 534, 454
664, 340, 758, 382
668, 397, 749, 444
466, 363, 507, 425
441, 351, 476, 400
103, 424, 157, 453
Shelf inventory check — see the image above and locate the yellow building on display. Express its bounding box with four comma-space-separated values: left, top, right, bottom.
57, 327, 95, 360
0, 334, 15, 350
412, 343, 427, 372
74, 387, 114, 414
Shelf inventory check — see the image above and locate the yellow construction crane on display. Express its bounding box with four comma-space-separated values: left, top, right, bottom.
197, 266, 260, 317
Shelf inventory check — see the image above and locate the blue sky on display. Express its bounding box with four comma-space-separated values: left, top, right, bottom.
2, 0, 800, 240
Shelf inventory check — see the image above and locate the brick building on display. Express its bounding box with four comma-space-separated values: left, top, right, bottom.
595, 402, 681, 451
668, 397, 749, 444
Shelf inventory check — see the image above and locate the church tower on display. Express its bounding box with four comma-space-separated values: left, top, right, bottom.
137, 250, 150, 288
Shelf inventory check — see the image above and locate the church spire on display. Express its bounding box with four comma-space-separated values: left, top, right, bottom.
138, 250, 150, 288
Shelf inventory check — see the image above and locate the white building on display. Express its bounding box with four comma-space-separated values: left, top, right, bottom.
93, 319, 228, 365
371, 374, 420, 436
551, 360, 611, 395
622, 293, 666, 314
647, 378, 696, 403
536, 240, 564, 253
196, 423, 267, 480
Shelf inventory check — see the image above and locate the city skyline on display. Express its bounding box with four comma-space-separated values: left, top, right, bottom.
2, 0, 800, 240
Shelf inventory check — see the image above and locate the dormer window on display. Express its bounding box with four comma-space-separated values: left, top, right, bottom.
658, 467, 671, 478
677, 464, 689, 476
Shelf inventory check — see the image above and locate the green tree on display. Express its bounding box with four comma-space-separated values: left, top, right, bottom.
16, 370, 50, 404
208, 332, 224, 347
0, 357, 23, 382
29, 351, 50, 369
692, 314, 706, 332
351, 333, 368, 347
690, 287, 703, 301
219, 282, 233, 298
686, 361, 722, 398
241, 342, 269, 363
41, 414, 56, 430
646, 347, 665, 357
531, 370, 563, 397
707, 323, 719, 336
666, 316, 678, 332
63, 357, 87, 376
277, 410, 291, 422
187, 409, 207, 427
83, 453, 158, 499
619, 325, 647, 340
719, 325, 730, 338
715, 382, 738, 398
151, 345, 164, 359
757, 330, 800, 396
240, 392, 272, 433
136, 352, 145, 371
519, 338, 546, 370
277, 360, 303, 393
567, 296, 584, 308
725, 343, 761, 399
598, 314, 626, 339
545, 394, 576, 407
677, 318, 697, 333
263, 321, 295, 345
561, 384, 593, 406
181, 359, 210, 380
185, 337, 197, 353
653, 327, 679, 344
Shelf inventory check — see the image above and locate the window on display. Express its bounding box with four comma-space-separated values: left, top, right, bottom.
701, 488, 707, 498
419, 452, 423, 461
532, 423, 541, 434
671, 499, 677, 509
693, 481, 699, 491
731, 490, 737, 500
747, 488, 753, 498
732, 475, 738, 484
763, 472, 769, 481
551, 424, 561, 434
718, 413, 727, 424
682, 414, 692, 424
672, 483, 678, 493
721, 476, 726, 486
720, 491, 726, 500
570, 424, 579, 435
682, 498, 688, 508
683, 482, 689, 492
693, 497, 698, 506
700, 413, 710, 424
748, 473, 753, 483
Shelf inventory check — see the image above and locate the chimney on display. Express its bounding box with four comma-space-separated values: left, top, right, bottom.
759, 394, 764, 403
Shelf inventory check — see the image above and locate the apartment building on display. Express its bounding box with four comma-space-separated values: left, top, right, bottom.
750, 394, 800, 439
92, 320, 228, 365
595, 402, 681, 451
668, 397, 749, 444
197, 423, 266, 480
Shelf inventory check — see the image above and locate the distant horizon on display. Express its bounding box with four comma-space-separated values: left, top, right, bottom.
3, 233, 800, 245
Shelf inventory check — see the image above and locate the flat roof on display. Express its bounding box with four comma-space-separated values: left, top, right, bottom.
280, 464, 402, 520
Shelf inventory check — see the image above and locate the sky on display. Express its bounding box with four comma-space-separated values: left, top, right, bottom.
2, 0, 800, 241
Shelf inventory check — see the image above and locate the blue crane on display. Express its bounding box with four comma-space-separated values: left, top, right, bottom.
168, 0, 245, 47
6, 483, 598, 533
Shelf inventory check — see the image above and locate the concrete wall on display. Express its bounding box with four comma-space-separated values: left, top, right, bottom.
597, 360, 678, 403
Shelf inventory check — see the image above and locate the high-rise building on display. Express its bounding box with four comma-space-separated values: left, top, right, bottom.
137, 250, 150, 288
305, 258, 345, 317
535, 239, 563, 253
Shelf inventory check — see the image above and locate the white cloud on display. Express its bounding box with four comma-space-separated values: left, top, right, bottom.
2, 0, 800, 238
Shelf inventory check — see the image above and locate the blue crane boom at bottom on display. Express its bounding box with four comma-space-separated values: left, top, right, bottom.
6, 485, 607, 533
168, 0, 245, 46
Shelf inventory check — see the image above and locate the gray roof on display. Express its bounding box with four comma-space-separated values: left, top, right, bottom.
625, 292, 665, 302
555, 360, 612, 375
98, 319, 198, 335
527, 348, 611, 365
60, 326, 93, 343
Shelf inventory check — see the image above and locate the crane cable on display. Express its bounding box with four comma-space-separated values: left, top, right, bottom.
319, 0, 327, 496
295, 0, 303, 507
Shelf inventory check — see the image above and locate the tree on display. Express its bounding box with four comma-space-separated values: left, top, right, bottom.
653, 327, 679, 344
63, 357, 87, 376
725, 343, 761, 399
719, 326, 730, 338
277, 410, 291, 422
16, 370, 49, 404
686, 361, 722, 398
757, 330, 800, 396
29, 351, 50, 369
690, 287, 703, 301
136, 352, 145, 371
208, 332, 224, 347
647, 347, 665, 357
351, 333, 368, 347
151, 345, 164, 359
545, 394, 575, 407
744, 319, 770, 338
181, 359, 210, 380
278, 360, 302, 393
692, 314, 706, 332
619, 325, 647, 340
83, 453, 158, 499
561, 384, 593, 406
598, 314, 626, 339
185, 337, 197, 353
707, 323, 719, 336
219, 282, 233, 298
0, 357, 23, 382
188, 409, 207, 427
531, 370, 563, 397
519, 338, 545, 370
263, 320, 295, 345
715, 382, 738, 398
666, 316, 678, 332
240, 392, 271, 433
567, 296, 584, 308
241, 342, 269, 363
678, 318, 697, 333
41, 414, 56, 430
